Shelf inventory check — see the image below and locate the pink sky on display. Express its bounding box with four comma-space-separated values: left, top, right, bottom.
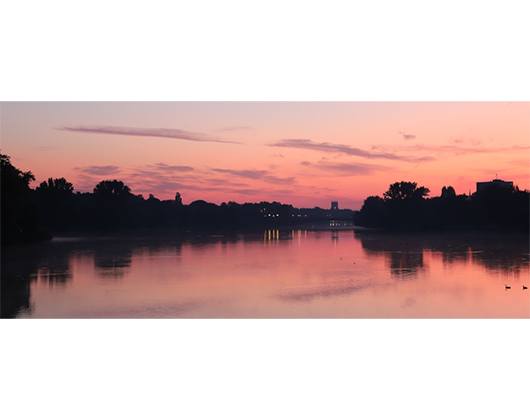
1, 102, 529, 209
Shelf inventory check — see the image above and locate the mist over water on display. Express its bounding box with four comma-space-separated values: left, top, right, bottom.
3, 230, 529, 318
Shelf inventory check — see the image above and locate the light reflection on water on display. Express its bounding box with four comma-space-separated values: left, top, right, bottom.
2, 230, 529, 318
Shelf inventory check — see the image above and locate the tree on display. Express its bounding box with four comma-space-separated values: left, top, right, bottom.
93, 180, 131, 199
1, 153, 35, 192
175, 192, 183, 206
1, 153, 47, 244
441, 185, 456, 199
383, 181, 430, 201
147, 193, 161, 203
356, 195, 387, 227
34, 177, 75, 229
36, 177, 74, 195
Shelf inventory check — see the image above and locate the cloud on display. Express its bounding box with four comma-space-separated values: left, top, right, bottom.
212, 168, 295, 185
72, 161, 301, 199
76, 165, 121, 176
271, 139, 432, 162
230, 188, 263, 195
212, 168, 268, 179
73, 173, 101, 192
301, 161, 386, 175
201, 178, 248, 187
451, 138, 482, 146
399, 132, 416, 140
150, 162, 194, 172
59, 125, 240, 144
393, 143, 530, 156
263, 175, 295, 185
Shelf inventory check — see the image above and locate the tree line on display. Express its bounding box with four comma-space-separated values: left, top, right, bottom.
354, 181, 529, 232
1, 154, 353, 245
2, 154, 528, 245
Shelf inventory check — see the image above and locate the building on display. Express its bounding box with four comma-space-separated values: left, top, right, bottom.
330, 201, 339, 211
476, 179, 514, 193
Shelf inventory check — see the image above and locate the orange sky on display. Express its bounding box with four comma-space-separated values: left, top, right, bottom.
1, 102, 529, 209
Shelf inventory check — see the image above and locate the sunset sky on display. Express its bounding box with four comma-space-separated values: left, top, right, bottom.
1, 102, 529, 209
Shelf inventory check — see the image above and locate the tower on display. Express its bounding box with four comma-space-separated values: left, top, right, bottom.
331, 201, 339, 211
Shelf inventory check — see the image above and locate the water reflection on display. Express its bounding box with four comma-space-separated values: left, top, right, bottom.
1, 243, 76, 317
263, 229, 293, 243
356, 232, 530, 276
1, 255, 34, 318
35, 250, 73, 286
469, 240, 529, 275
37, 265, 73, 285
357, 234, 425, 279
2, 231, 529, 318
94, 245, 133, 279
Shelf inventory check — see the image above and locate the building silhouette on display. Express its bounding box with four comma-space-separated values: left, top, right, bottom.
476, 179, 514, 193
331, 201, 339, 210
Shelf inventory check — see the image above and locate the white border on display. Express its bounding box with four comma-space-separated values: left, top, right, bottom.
1, 1, 529, 419
1, 320, 529, 419
1, 0, 530, 100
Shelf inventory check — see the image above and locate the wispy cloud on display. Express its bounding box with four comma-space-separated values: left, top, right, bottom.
201, 178, 248, 187
301, 161, 386, 175
271, 139, 432, 162
59, 125, 240, 144
149, 162, 194, 172
399, 131, 416, 140
212, 168, 295, 185
263, 175, 295, 185
212, 168, 268, 179
388, 143, 530, 156
75, 165, 121, 176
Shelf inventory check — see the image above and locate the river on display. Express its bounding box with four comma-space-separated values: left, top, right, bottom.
2, 230, 529, 318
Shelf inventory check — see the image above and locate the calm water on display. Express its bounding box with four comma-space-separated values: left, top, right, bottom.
3, 230, 529, 318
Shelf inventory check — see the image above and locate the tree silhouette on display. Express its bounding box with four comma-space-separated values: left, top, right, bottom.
36, 177, 74, 196
441, 185, 456, 199
175, 192, 183, 206
2, 152, 528, 243
1, 153, 47, 244
357, 196, 387, 227
1, 153, 35, 190
93, 180, 131, 199
383, 181, 430, 201
356, 180, 529, 231
35, 177, 76, 230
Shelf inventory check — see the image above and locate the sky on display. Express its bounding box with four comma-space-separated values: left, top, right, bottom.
1, 102, 529, 209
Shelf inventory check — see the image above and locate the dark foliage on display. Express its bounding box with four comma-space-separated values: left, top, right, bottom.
355, 180, 529, 232
1, 154, 51, 245
1, 154, 354, 245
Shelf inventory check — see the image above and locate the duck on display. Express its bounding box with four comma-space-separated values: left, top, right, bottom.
505, 285, 511, 290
